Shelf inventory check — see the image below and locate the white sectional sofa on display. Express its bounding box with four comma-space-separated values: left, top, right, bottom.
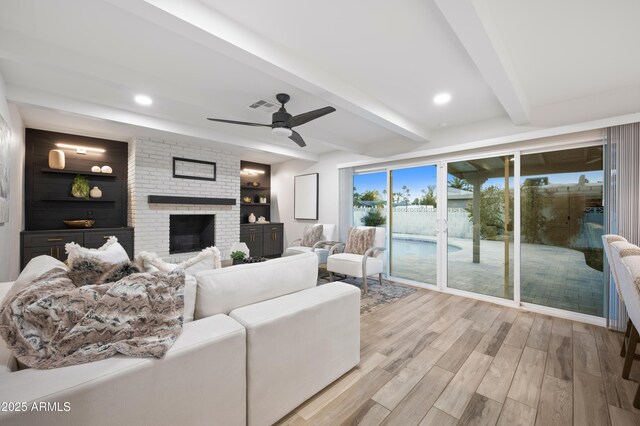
0, 252, 361, 426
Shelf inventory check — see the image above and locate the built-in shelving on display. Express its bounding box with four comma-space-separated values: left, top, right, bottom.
241, 202, 271, 206
43, 198, 115, 202
41, 168, 117, 178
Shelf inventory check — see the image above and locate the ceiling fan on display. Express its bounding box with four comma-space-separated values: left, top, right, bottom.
207, 93, 335, 147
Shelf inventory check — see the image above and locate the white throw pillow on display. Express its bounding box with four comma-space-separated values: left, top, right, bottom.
138, 246, 222, 275
137, 247, 221, 323
65, 236, 129, 265
2, 255, 68, 304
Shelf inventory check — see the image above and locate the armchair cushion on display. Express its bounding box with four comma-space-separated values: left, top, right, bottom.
344, 227, 376, 255
301, 224, 323, 247
327, 253, 383, 278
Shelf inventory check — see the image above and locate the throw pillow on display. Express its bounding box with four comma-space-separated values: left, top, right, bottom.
137, 246, 221, 274
137, 247, 221, 323
344, 227, 376, 255
2, 255, 68, 304
301, 224, 324, 247
65, 236, 129, 266
67, 257, 141, 287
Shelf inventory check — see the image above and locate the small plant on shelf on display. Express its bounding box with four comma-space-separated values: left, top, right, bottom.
230, 250, 247, 265
71, 175, 91, 199
257, 193, 268, 203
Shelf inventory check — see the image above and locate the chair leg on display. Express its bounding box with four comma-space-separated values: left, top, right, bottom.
362, 275, 368, 295
623, 323, 638, 379
621, 318, 632, 357
379, 273, 383, 284
328, 272, 334, 282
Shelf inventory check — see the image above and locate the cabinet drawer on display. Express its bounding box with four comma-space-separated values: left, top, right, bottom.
83, 230, 133, 248
23, 232, 83, 247
240, 226, 261, 235
266, 224, 283, 232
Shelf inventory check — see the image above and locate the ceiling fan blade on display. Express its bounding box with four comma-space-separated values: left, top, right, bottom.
289, 106, 336, 128
207, 118, 270, 127
289, 130, 306, 147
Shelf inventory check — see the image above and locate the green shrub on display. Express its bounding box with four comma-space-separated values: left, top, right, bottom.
361, 208, 386, 227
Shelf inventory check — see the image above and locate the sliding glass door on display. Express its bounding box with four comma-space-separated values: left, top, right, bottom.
388, 165, 439, 284
446, 155, 515, 300
520, 146, 605, 316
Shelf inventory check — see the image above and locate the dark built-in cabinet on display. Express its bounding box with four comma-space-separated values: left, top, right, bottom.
239, 161, 283, 257
21, 129, 133, 269
21, 227, 134, 269
240, 223, 283, 258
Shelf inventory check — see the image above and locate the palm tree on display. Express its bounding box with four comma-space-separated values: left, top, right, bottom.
448, 177, 471, 191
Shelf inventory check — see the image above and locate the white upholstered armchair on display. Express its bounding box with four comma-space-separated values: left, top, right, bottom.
284, 224, 339, 265
327, 226, 386, 294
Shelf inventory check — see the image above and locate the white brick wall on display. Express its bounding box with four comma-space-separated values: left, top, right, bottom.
128, 137, 240, 259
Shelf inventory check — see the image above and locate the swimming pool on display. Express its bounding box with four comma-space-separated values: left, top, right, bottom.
391, 238, 461, 256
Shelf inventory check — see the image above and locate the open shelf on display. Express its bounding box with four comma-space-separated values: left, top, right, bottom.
43, 198, 115, 202
242, 186, 271, 190
241, 203, 271, 206
41, 168, 117, 178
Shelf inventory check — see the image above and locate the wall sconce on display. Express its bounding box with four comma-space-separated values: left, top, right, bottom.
55, 143, 106, 155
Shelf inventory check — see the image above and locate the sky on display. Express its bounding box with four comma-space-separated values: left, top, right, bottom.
354, 168, 604, 199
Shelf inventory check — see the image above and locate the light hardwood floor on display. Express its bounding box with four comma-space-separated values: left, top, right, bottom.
277, 289, 640, 426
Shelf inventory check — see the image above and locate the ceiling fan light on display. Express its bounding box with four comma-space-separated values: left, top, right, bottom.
271, 127, 293, 137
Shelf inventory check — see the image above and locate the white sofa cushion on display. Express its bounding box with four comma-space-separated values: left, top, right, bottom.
0, 314, 247, 426
2, 255, 67, 304
230, 282, 361, 426
0, 281, 17, 375
327, 252, 384, 277
195, 252, 318, 319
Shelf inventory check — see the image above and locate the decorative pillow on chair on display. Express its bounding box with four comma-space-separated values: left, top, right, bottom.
301, 224, 324, 247
344, 227, 376, 255
65, 236, 130, 265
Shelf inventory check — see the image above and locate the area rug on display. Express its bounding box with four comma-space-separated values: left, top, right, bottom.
317, 269, 417, 314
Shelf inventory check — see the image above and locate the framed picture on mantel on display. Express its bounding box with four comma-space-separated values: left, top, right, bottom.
294, 173, 318, 220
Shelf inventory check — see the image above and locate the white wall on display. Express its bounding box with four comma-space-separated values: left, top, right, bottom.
271, 151, 367, 245
0, 73, 24, 281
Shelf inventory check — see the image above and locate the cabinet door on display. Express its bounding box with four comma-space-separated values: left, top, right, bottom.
22, 245, 67, 269
240, 230, 263, 258
262, 225, 284, 257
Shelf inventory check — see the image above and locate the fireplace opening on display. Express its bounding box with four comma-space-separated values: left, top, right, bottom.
169, 214, 215, 254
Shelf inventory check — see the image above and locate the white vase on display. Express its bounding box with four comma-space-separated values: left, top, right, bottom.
48, 150, 65, 170
259, 197, 267, 203
90, 186, 102, 199
248, 213, 256, 223
101, 165, 113, 174
91, 166, 101, 173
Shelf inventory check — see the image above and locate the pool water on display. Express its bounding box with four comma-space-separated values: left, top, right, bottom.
391, 238, 461, 257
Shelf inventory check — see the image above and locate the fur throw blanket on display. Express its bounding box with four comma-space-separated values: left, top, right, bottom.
0, 268, 185, 369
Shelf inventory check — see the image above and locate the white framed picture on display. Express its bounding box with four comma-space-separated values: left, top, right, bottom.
294, 173, 318, 220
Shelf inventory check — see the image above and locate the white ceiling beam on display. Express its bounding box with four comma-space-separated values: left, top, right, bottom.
434, 0, 530, 125
6, 84, 320, 162
103, 0, 431, 143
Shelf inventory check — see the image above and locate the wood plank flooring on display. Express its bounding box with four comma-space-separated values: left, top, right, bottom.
277, 289, 640, 426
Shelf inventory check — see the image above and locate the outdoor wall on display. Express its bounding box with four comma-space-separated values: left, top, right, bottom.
0, 72, 25, 281
354, 207, 473, 238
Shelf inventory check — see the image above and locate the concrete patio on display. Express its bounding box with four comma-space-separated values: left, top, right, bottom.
389, 234, 604, 317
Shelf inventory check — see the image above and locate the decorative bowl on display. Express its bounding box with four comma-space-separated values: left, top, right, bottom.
63, 220, 96, 229
243, 196, 252, 203
248, 181, 260, 187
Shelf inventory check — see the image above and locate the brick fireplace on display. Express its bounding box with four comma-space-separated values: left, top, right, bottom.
128, 137, 240, 259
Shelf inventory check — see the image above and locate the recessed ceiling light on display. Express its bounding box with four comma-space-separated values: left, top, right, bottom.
433, 93, 451, 105
439, 122, 448, 127
134, 94, 153, 106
